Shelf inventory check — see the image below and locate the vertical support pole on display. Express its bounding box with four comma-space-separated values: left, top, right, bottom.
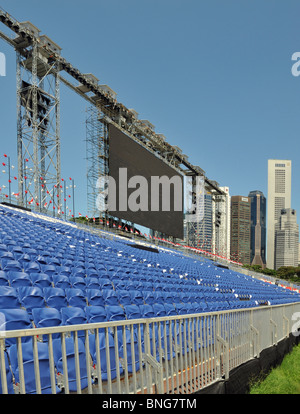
16, 51, 23, 206
31, 41, 39, 211
55, 65, 61, 211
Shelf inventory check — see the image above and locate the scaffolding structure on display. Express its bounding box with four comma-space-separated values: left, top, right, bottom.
86, 106, 108, 219
0, 6, 225, 243
15, 22, 61, 213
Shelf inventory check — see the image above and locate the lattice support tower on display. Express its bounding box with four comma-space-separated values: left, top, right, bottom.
86, 105, 109, 219
15, 24, 61, 213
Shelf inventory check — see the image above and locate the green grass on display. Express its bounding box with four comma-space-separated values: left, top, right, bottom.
249, 344, 300, 394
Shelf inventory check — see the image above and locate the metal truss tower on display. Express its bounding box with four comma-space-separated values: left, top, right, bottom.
15, 23, 61, 213
86, 106, 108, 219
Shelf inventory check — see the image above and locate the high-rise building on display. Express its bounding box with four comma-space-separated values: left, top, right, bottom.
248, 190, 266, 267
275, 209, 299, 269
230, 196, 251, 264
215, 186, 231, 260
267, 160, 292, 269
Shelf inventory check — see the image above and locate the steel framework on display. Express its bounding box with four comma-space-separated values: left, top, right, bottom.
0, 6, 225, 240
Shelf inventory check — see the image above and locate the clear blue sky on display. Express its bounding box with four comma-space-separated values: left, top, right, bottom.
0, 0, 299, 230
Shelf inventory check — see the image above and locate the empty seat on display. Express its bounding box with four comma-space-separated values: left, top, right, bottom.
102, 289, 119, 306
129, 290, 144, 305
84, 305, 107, 324
53, 336, 90, 392
106, 305, 125, 323
65, 288, 86, 308
86, 289, 105, 307
43, 287, 67, 310
124, 304, 142, 320
0, 271, 8, 286
0, 286, 20, 309
69, 276, 86, 290
7, 271, 32, 288
60, 307, 87, 338
85, 277, 100, 290
0, 308, 32, 347
29, 273, 52, 288
89, 331, 123, 381
32, 307, 62, 341
17, 286, 45, 316
9, 341, 60, 394
52, 275, 71, 289
117, 290, 131, 306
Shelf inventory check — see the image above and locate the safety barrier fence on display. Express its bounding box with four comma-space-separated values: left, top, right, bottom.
0, 302, 300, 394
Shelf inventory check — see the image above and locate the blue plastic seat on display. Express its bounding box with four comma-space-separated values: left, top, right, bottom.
8, 271, 32, 288
139, 304, 155, 318
52, 275, 71, 289
84, 305, 107, 324
3, 260, 22, 273
23, 261, 41, 274
117, 289, 131, 306
0, 271, 8, 286
102, 289, 119, 306
53, 336, 90, 392
0, 286, 21, 309
32, 307, 62, 340
43, 287, 67, 310
60, 306, 87, 338
85, 277, 100, 290
124, 304, 142, 320
69, 276, 86, 290
106, 305, 126, 323
89, 331, 123, 381
86, 289, 105, 307
17, 286, 45, 316
65, 288, 86, 308
0, 308, 32, 347
118, 328, 141, 373
29, 273, 52, 288
9, 341, 60, 394
129, 290, 144, 305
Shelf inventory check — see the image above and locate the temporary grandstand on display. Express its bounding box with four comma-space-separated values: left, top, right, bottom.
0, 203, 299, 394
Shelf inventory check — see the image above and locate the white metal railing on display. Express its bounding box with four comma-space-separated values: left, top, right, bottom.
0, 302, 300, 394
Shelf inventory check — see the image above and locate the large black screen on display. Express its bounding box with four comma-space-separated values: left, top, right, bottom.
108, 124, 184, 239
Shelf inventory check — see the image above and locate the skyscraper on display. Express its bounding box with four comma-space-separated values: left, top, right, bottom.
230, 196, 251, 264
275, 208, 299, 269
248, 190, 266, 267
267, 160, 292, 269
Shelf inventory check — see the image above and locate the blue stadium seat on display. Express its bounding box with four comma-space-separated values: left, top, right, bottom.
65, 288, 86, 308
102, 289, 119, 306
69, 276, 86, 290
29, 273, 52, 288
7, 271, 32, 288
0, 286, 21, 309
106, 305, 126, 323
43, 287, 67, 310
32, 307, 62, 340
0, 308, 32, 347
0, 271, 8, 286
86, 289, 105, 307
129, 290, 144, 305
85, 277, 100, 290
117, 289, 131, 306
89, 331, 124, 381
9, 341, 61, 394
17, 286, 45, 316
84, 305, 107, 324
52, 275, 71, 289
53, 336, 90, 392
